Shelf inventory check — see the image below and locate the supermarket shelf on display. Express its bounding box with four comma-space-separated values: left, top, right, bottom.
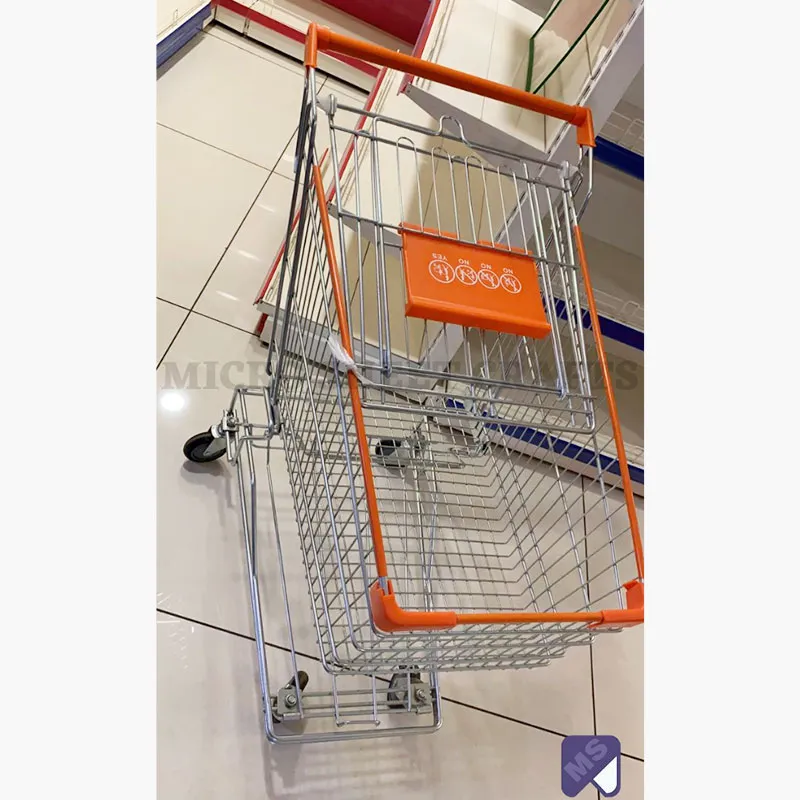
157, 2, 212, 67
595, 136, 643, 180
555, 296, 642, 352
319, 0, 430, 45
403, 0, 643, 164
212, 0, 380, 88
600, 99, 643, 155
595, 98, 644, 180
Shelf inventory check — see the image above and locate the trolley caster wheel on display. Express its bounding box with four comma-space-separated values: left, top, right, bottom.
375, 438, 404, 469
375, 438, 404, 460
271, 670, 309, 723
183, 428, 227, 463
387, 668, 425, 709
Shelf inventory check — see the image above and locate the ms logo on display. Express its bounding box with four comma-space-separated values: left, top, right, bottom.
561, 735, 621, 796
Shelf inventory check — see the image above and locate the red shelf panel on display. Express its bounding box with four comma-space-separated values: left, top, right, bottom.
320, 0, 430, 45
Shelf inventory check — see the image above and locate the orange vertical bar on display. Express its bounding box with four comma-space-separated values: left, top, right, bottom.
311, 165, 390, 579
303, 22, 318, 68
574, 224, 644, 580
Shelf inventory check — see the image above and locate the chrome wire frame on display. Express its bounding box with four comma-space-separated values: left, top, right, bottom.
323, 96, 597, 436
262, 69, 639, 674
219, 386, 442, 743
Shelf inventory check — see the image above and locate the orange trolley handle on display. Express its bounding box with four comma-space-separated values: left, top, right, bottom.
303, 23, 595, 148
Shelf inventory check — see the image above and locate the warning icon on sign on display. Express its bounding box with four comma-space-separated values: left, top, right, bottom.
478, 269, 500, 290
428, 259, 455, 284
500, 273, 522, 294
455, 264, 478, 286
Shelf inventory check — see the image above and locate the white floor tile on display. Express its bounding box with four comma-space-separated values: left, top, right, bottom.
157, 31, 305, 169
156, 312, 354, 659
157, 299, 189, 363
617, 755, 644, 799
158, 313, 269, 633
194, 171, 294, 331
592, 620, 644, 759
158, 614, 577, 800
440, 645, 594, 737
157, 126, 267, 307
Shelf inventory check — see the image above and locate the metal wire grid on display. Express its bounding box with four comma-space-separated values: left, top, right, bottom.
266, 123, 639, 671
279, 363, 637, 672
323, 99, 599, 436
224, 386, 441, 741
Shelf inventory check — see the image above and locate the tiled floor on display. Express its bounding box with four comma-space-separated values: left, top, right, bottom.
157, 25, 644, 798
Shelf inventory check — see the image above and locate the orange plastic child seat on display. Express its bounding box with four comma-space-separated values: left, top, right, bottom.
400, 225, 551, 339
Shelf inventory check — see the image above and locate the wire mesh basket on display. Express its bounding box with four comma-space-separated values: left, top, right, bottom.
260, 26, 644, 674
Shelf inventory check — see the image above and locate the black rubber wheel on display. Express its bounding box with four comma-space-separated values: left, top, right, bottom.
288, 670, 310, 692
183, 429, 227, 463
375, 438, 403, 459
387, 668, 422, 709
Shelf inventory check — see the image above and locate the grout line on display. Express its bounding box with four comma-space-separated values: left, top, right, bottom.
156, 309, 265, 371
209, 21, 369, 96
156, 609, 569, 737
434, 694, 572, 740
157, 607, 255, 642
156, 608, 321, 667
157, 122, 270, 171
156, 606, 643, 760
156, 129, 295, 369
156, 31, 363, 367
156, 127, 297, 366
184, 131, 298, 319
190, 308, 264, 338
203, 25, 310, 77
157, 608, 320, 661
157, 310, 192, 370
157, 297, 191, 312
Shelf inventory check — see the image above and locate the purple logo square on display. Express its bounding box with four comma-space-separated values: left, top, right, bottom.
561, 735, 621, 796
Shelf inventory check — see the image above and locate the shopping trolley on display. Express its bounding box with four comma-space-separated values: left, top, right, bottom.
183, 24, 643, 741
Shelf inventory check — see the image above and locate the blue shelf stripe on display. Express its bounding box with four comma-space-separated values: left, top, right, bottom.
595, 137, 644, 181
157, 3, 212, 68
553, 297, 643, 352
444, 398, 644, 486
486, 421, 645, 486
